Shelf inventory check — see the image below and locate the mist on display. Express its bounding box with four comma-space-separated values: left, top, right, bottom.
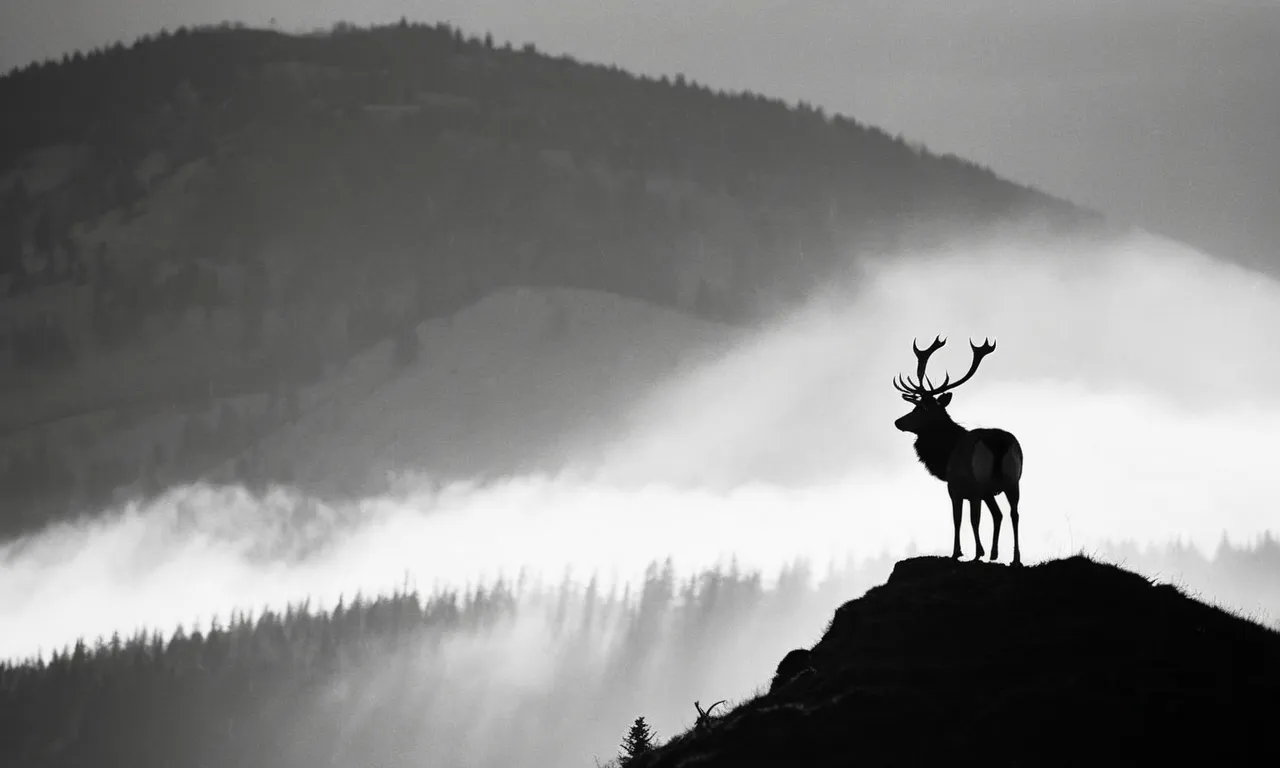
4, 227, 1280, 667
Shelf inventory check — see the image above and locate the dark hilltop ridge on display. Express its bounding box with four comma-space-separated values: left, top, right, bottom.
632, 555, 1280, 767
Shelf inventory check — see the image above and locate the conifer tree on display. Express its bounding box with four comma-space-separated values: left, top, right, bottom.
618, 716, 657, 766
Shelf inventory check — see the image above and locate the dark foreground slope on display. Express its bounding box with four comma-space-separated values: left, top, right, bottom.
635, 556, 1280, 767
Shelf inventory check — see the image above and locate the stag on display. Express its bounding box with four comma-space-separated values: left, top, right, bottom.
894, 336, 1024, 565
694, 700, 727, 731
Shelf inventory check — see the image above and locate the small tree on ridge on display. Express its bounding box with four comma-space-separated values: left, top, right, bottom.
619, 716, 657, 766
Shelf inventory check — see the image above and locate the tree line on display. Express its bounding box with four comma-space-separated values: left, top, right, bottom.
0, 555, 892, 768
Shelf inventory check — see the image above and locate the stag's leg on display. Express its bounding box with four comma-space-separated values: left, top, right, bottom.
985, 496, 1003, 562
969, 498, 985, 561
1007, 483, 1022, 567
950, 492, 963, 559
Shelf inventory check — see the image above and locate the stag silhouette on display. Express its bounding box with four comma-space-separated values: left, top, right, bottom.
894, 336, 1024, 565
694, 700, 727, 731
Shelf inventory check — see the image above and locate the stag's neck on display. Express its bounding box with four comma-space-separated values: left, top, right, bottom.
913, 420, 969, 481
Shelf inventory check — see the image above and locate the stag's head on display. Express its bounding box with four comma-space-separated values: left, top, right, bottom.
893, 336, 996, 434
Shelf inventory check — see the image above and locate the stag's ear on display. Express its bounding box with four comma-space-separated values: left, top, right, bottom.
901, 394, 916, 403
937, 392, 953, 407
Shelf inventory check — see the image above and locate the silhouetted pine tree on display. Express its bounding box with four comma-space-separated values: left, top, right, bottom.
619, 716, 658, 766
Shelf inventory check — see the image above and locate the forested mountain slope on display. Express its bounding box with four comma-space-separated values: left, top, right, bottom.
0, 20, 1108, 536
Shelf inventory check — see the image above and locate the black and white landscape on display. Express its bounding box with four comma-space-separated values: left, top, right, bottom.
0, 3, 1278, 766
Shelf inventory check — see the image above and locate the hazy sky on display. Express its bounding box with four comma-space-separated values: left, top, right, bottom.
2, 0, 1278, 264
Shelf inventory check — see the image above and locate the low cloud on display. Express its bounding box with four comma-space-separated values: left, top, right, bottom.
3, 228, 1279, 662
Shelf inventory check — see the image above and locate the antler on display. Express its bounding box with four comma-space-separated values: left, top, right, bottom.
894, 337, 997, 397
933, 338, 996, 394
694, 700, 727, 730
894, 336, 946, 397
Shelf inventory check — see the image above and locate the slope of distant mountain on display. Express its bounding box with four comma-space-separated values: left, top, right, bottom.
0, 20, 1109, 535
0, 283, 737, 539
206, 285, 740, 496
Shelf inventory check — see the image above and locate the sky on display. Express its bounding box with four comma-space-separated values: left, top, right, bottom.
1, 0, 1277, 266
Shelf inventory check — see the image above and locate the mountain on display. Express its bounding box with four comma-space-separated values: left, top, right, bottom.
632, 555, 1280, 767
0, 20, 1109, 537
0, 282, 738, 538
202, 285, 740, 497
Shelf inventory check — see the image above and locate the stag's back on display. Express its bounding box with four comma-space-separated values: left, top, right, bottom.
947, 428, 1022, 495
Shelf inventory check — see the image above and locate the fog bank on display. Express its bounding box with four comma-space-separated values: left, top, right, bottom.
4, 229, 1280, 661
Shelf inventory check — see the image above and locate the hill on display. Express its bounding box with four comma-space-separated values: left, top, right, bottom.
632, 555, 1280, 767
0, 283, 737, 539
203, 285, 740, 497
0, 20, 1115, 537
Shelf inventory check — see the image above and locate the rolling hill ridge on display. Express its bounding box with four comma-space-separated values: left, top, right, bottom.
632, 555, 1280, 767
